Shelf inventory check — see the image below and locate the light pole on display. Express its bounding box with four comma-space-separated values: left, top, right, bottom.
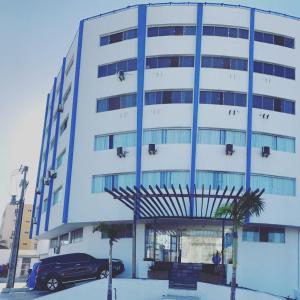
6, 166, 29, 289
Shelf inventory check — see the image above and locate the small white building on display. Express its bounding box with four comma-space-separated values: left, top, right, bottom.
30, 3, 300, 299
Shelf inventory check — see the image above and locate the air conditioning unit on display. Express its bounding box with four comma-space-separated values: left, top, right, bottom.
226, 144, 234, 155
148, 144, 157, 155
117, 147, 127, 158
58, 103, 64, 112
32, 217, 37, 224
117, 70, 125, 81
262, 146, 270, 157
43, 177, 50, 186
54, 246, 60, 254
48, 169, 57, 179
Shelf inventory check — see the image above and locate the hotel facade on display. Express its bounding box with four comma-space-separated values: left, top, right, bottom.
30, 3, 300, 298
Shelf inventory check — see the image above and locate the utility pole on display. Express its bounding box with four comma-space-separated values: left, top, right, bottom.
6, 166, 29, 289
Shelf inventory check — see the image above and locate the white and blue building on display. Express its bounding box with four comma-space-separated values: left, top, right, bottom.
30, 3, 300, 298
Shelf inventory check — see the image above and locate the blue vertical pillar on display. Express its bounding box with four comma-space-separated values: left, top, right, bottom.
62, 20, 84, 224
36, 77, 57, 236
245, 8, 255, 222
135, 4, 147, 218
29, 95, 50, 239
189, 3, 203, 217
45, 58, 66, 231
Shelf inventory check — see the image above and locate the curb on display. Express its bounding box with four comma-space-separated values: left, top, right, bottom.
1, 287, 29, 293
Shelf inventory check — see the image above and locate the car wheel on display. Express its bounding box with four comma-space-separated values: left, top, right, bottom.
98, 269, 109, 279
45, 276, 61, 292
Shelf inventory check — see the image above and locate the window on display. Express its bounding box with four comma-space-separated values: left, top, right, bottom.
94, 131, 136, 151
145, 90, 193, 105
198, 129, 246, 147
98, 58, 137, 78
254, 60, 295, 80
96, 93, 136, 112
203, 25, 249, 39
200, 90, 247, 107
56, 149, 66, 168
142, 171, 190, 188
202, 56, 248, 71
252, 133, 295, 153
251, 174, 296, 196
148, 25, 196, 37
146, 56, 194, 69
60, 233, 69, 246
42, 198, 48, 213
71, 228, 83, 243
53, 186, 63, 205
196, 171, 244, 190
60, 117, 68, 135
92, 173, 135, 193
63, 84, 72, 104
243, 225, 285, 243
100, 28, 137, 46
255, 30, 294, 49
252, 94, 295, 114
102, 224, 133, 238
65, 56, 74, 76
143, 128, 191, 144
50, 237, 59, 248
50, 138, 55, 150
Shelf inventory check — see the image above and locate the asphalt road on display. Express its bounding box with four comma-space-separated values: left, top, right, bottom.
0, 290, 49, 300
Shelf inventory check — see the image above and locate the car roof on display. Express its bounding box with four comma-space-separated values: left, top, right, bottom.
41, 253, 93, 263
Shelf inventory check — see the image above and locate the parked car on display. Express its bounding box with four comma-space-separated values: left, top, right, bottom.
27, 253, 124, 292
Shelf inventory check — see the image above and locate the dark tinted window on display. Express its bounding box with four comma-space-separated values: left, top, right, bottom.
147, 26, 196, 37
254, 30, 295, 49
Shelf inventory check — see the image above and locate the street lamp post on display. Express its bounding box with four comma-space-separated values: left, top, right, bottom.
6, 166, 29, 289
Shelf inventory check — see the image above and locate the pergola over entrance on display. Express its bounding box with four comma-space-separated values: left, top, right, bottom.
105, 184, 264, 278
105, 184, 264, 220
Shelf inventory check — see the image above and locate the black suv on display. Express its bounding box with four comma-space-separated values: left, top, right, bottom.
34, 253, 124, 292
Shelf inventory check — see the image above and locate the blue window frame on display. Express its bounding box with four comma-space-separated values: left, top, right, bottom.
203, 25, 249, 39
254, 30, 294, 49
94, 131, 136, 151
254, 60, 295, 80
252, 133, 295, 153
143, 128, 191, 144
92, 173, 135, 193
196, 171, 245, 190
142, 171, 190, 188
202, 56, 248, 71
200, 90, 247, 107
147, 25, 196, 37
145, 90, 193, 105
146, 56, 194, 69
98, 58, 137, 78
197, 128, 246, 147
100, 28, 137, 46
251, 174, 296, 196
252, 94, 295, 115
96, 93, 136, 112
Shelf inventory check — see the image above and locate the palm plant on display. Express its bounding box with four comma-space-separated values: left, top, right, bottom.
214, 189, 265, 300
93, 223, 119, 300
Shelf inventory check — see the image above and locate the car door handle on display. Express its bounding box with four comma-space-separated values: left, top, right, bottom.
75, 263, 81, 266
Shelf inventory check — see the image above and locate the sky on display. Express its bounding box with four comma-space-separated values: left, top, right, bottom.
0, 0, 299, 220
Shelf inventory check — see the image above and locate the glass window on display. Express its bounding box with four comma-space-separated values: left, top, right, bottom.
42, 198, 48, 213
203, 26, 214, 35
148, 27, 158, 37
274, 35, 285, 46
98, 59, 137, 78
165, 129, 191, 144
262, 96, 273, 110
115, 173, 135, 189
201, 56, 213, 68
107, 63, 117, 76
254, 61, 263, 73
102, 224, 132, 239
60, 233, 69, 246
108, 96, 120, 110
263, 33, 273, 44
98, 65, 107, 77
198, 129, 221, 145
121, 94, 136, 108
184, 26, 196, 35
114, 132, 136, 148
215, 26, 228, 37
242, 226, 260, 242
263, 63, 273, 75
235, 93, 247, 106
181, 56, 194, 67
273, 98, 283, 112
224, 92, 235, 105
277, 136, 295, 153
71, 228, 83, 243
50, 237, 59, 248
94, 135, 109, 151
238, 28, 249, 39
125, 29, 137, 39
127, 59, 137, 71
100, 36, 109, 46
284, 37, 294, 49
96, 99, 108, 112
283, 101, 295, 114
229, 28, 238, 38
53, 186, 63, 205
142, 171, 161, 187
285, 67, 295, 80
254, 31, 264, 42
274, 65, 284, 77
56, 149, 66, 168
92, 175, 113, 193
109, 32, 123, 44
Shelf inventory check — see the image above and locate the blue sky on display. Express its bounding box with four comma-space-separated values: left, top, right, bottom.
0, 0, 299, 219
